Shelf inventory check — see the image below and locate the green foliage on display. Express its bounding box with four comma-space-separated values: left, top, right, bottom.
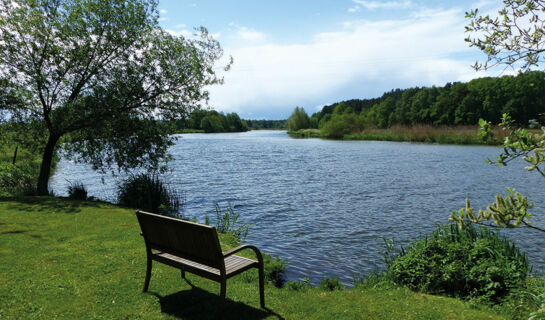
318, 277, 344, 291
245, 119, 286, 130
353, 271, 396, 290
263, 256, 287, 288
213, 202, 251, 241
178, 109, 249, 133
0, 162, 39, 196
504, 275, 545, 320
452, 113, 545, 233
450, 190, 534, 230
388, 224, 529, 302
0, 0, 226, 194
286, 277, 311, 291
286, 107, 310, 132
314, 72, 545, 136
67, 182, 88, 201
465, 1, 545, 71
320, 113, 363, 139
117, 174, 180, 216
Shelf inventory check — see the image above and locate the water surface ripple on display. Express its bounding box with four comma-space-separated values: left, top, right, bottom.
50, 130, 545, 285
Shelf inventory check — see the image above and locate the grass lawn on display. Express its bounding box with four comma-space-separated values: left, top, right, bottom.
0, 196, 507, 319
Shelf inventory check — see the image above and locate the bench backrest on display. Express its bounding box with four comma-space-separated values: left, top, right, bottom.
136, 211, 223, 269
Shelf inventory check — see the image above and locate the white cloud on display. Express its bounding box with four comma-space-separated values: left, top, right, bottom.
208, 7, 488, 119
353, 0, 412, 10
174, 23, 187, 29
159, 9, 167, 14
236, 26, 266, 41
348, 6, 360, 13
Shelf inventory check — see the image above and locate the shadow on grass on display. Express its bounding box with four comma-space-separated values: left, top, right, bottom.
153, 288, 284, 320
0, 196, 104, 214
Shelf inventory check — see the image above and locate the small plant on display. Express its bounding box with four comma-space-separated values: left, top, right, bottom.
388, 224, 529, 302
286, 277, 311, 291
214, 202, 251, 241
353, 271, 395, 290
264, 256, 287, 288
318, 277, 344, 291
117, 174, 181, 216
67, 182, 88, 200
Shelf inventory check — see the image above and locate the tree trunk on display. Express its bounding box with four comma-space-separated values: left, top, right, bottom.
12, 145, 18, 165
36, 134, 60, 195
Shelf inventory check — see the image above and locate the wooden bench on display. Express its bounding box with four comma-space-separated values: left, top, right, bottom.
135, 210, 265, 313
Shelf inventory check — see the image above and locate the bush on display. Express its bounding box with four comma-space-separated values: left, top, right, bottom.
117, 174, 180, 216
264, 256, 287, 288
286, 277, 311, 291
388, 224, 529, 302
0, 162, 39, 196
318, 277, 344, 291
67, 182, 88, 200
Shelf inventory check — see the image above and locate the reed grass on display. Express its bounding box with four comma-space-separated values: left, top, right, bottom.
345, 125, 507, 145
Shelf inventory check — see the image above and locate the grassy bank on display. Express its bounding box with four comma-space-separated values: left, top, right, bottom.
290, 125, 508, 145
0, 196, 508, 319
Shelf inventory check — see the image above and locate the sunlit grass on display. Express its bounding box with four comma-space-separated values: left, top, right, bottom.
0, 196, 508, 319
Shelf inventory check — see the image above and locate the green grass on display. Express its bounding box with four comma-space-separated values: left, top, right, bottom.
0, 196, 508, 319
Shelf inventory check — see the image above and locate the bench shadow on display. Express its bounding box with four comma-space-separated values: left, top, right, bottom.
151, 288, 284, 320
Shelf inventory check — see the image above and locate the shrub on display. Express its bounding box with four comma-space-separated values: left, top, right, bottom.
388, 224, 529, 302
67, 182, 88, 200
213, 202, 251, 241
264, 256, 287, 288
117, 174, 180, 216
318, 277, 344, 291
286, 277, 311, 291
0, 162, 38, 196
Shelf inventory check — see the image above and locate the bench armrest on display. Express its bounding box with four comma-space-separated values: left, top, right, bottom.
223, 245, 263, 265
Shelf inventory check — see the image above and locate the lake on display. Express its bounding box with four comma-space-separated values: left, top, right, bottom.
49, 130, 545, 285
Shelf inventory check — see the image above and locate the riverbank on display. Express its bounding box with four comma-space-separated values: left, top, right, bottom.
289, 125, 508, 145
0, 196, 508, 319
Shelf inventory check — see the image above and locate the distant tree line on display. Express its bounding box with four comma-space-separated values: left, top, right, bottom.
317, 72, 545, 128
175, 109, 249, 133
245, 119, 287, 130
286, 71, 545, 137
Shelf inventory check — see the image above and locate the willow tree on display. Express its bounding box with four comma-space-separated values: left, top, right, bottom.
450, 0, 545, 233
0, 0, 226, 194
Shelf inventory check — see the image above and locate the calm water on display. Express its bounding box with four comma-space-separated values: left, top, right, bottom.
50, 130, 545, 285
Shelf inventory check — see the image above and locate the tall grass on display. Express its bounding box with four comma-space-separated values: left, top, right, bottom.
117, 174, 182, 216
345, 125, 508, 145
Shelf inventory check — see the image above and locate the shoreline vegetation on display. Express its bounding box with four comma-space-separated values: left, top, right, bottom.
286, 72, 545, 145
0, 197, 507, 319
288, 125, 508, 145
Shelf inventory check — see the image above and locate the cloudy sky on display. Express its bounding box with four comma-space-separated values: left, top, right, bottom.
158, 0, 501, 119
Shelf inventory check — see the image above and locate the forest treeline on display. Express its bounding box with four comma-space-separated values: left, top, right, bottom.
175, 109, 249, 133
174, 109, 287, 133
290, 72, 545, 138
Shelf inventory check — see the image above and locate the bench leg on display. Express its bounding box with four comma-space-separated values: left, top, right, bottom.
258, 265, 265, 308
217, 278, 226, 318
181, 269, 186, 279
143, 257, 152, 292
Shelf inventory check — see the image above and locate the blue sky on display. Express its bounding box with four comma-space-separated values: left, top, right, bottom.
158, 0, 501, 119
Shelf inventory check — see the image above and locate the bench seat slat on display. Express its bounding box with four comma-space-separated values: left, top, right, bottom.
153, 251, 258, 279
